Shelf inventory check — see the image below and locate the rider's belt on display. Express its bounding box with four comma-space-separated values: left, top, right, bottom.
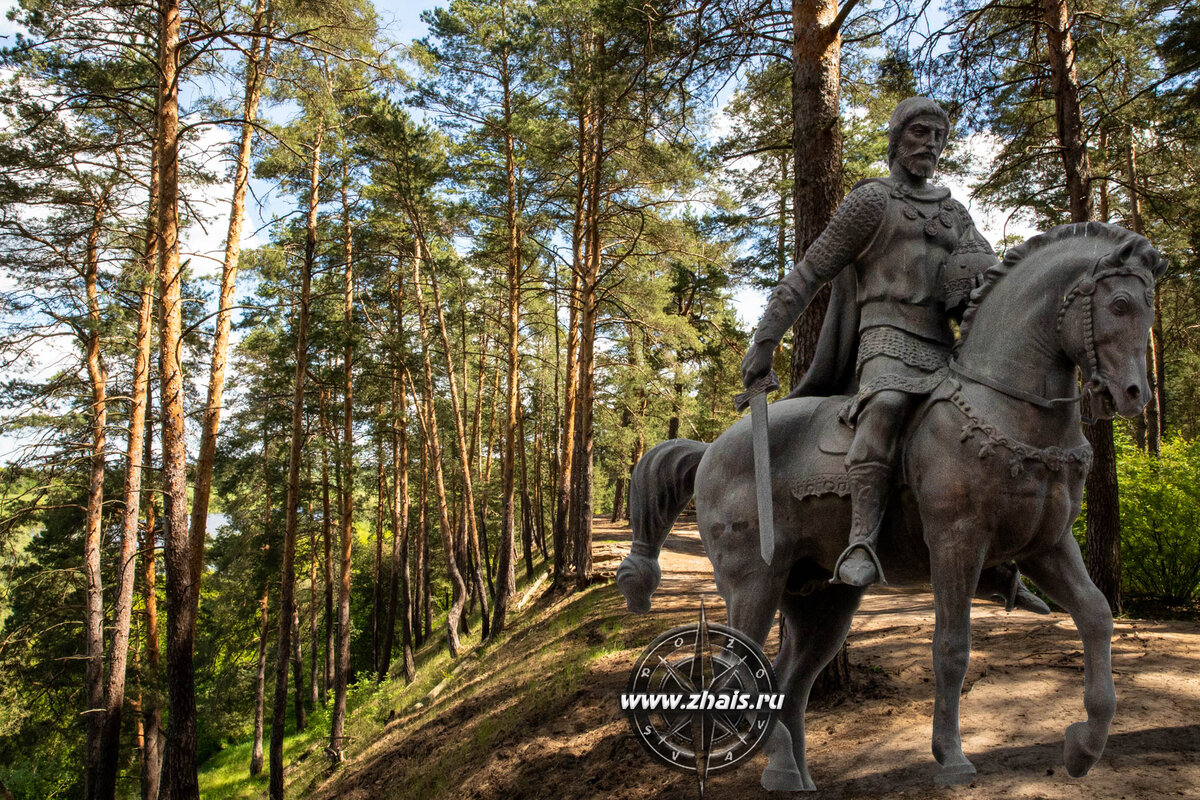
857, 327, 951, 373
859, 301, 953, 346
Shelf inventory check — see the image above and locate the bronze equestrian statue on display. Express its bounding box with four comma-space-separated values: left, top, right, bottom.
618, 97, 1167, 790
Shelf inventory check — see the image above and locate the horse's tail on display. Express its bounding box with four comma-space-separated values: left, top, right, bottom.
617, 438, 709, 613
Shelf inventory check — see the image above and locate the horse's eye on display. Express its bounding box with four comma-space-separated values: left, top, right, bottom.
1111, 296, 1131, 316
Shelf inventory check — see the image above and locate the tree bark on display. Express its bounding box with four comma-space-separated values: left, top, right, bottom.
319, 389, 334, 703
410, 249, 468, 657
330, 162, 355, 763
154, 0, 200, 790
269, 126, 319, 800
140, 394, 162, 800
789, 0, 842, 390
492, 30, 521, 635
373, 436, 384, 674
96, 174, 157, 799
553, 104, 587, 587
1043, 0, 1119, 612
187, 0, 270, 616
570, 103, 604, 589
382, 362, 415, 683
790, 0, 851, 694
1044, 0, 1094, 223
291, 606, 306, 732
83, 200, 109, 800
249, 581, 269, 777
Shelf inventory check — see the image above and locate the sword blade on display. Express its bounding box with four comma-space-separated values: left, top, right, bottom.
749, 392, 774, 565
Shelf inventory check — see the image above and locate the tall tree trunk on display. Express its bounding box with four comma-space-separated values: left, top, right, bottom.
417, 236, 491, 637
553, 104, 587, 587
1124, 133, 1161, 455
291, 606, 306, 731
187, 0, 270, 620
154, 0, 200, 789
308, 463, 319, 709
493, 57, 522, 632
330, 164, 356, 764
372, 437, 384, 674
570, 105, 603, 590
83, 200, 109, 800
791, 0, 852, 696
411, 251, 467, 657
382, 364, 415, 683
319, 390, 334, 703
789, 0, 843, 389
140, 388, 162, 800
518, 407, 534, 578
1043, 0, 1119, 613
415, 416, 430, 650
269, 127, 320, 800
1045, 0, 1093, 222
248, 581, 269, 777
96, 184, 157, 799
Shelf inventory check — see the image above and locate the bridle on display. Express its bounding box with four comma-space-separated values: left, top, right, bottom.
1054, 259, 1155, 420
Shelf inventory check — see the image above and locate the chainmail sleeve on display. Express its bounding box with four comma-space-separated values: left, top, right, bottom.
753, 182, 888, 344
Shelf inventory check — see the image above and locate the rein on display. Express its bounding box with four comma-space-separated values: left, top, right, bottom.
947, 359, 1080, 409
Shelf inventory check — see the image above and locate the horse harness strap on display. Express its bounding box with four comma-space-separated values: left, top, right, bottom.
931, 378, 1093, 477
947, 360, 1080, 409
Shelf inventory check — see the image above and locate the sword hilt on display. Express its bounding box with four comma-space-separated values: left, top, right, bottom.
734, 370, 780, 412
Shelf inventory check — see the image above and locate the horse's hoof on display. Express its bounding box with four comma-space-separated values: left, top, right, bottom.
1013, 584, 1051, 615
761, 767, 809, 792
1064, 721, 1104, 777
836, 551, 878, 587
616, 555, 659, 613
934, 761, 976, 786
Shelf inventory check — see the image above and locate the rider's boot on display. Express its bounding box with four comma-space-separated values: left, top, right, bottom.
833, 461, 890, 586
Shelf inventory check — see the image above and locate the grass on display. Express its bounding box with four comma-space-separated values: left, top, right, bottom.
196, 557, 647, 800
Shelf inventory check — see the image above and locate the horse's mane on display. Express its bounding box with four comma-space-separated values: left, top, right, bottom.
959, 221, 1168, 342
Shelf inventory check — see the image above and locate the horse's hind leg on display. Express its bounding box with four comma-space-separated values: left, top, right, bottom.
720, 574, 804, 791
1019, 536, 1116, 778
775, 582, 866, 791
928, 524, 985, 785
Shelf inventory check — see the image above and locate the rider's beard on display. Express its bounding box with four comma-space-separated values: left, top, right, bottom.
899, 148, 938, 179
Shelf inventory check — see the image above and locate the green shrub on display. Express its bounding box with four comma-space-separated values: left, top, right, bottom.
1116, 434, 1200, 604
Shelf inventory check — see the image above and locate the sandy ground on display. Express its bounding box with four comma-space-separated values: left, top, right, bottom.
593, 517, 1200, 800
310, 517, 1199, 800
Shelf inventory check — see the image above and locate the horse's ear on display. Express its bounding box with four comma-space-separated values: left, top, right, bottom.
1116, 238, 1138, 264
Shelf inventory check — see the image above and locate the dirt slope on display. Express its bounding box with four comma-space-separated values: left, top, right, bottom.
306, 517, 1200, 800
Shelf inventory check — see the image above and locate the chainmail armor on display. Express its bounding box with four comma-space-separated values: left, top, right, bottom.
754, 182, 889, 343
857, 327, 951, 372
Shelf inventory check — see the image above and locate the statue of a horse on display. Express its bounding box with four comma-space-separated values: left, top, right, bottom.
617, 222, 1167, 790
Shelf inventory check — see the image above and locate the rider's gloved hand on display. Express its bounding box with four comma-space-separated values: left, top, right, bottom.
740, 339, 776, 389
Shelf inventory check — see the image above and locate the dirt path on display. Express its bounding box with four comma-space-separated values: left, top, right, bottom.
593, 516, 1200, 800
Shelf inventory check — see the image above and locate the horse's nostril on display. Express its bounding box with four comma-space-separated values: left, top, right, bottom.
1126, 385, 1141, 400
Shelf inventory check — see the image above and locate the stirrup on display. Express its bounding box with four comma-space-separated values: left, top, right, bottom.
830, 540, 888, 586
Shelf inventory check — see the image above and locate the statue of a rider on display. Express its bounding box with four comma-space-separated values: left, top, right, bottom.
740, 97, 1000, 587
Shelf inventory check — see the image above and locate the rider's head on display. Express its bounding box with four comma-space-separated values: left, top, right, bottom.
888, 97, 950, 179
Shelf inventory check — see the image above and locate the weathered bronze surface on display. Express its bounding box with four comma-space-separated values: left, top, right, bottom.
619, 97, 1168, 790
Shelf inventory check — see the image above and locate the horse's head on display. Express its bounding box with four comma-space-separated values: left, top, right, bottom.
1056, 233, 1168, 420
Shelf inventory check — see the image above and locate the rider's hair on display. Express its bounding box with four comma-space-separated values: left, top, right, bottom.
887, 97, 950, 165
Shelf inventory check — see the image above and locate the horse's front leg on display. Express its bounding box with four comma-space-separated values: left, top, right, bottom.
928, 525, 985, 785
1019, 535, 1116, 777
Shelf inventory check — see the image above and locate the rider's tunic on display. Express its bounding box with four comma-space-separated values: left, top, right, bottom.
755, 176, 997, 421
